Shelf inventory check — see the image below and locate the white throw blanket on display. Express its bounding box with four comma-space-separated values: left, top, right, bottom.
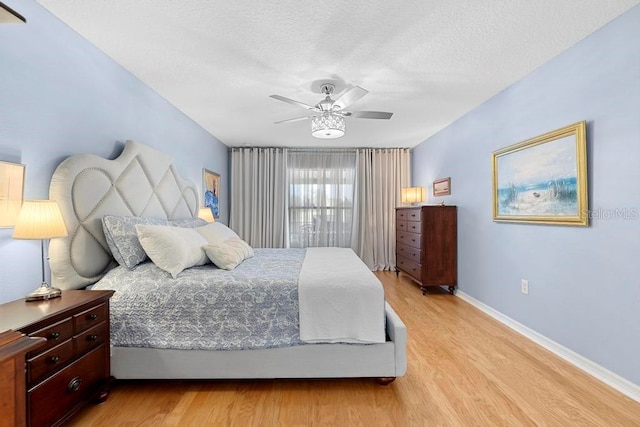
298, 248, 386, 344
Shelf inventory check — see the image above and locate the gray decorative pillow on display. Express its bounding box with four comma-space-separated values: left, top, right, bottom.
169, 217, 208, 228
102, 215, 207, 269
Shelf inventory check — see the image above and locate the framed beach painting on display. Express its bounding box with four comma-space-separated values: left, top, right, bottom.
0, 161, 25, 228
492, 121, 588, 226
202, 168, 220, 219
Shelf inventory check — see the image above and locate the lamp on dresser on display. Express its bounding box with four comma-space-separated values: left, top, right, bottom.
401, 186, 426, 205
12, 200, 68, 301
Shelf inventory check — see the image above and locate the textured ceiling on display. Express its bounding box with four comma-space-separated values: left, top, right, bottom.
37, 0, 639, 148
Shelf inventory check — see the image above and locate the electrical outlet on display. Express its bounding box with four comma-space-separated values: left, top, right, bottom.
521, 279, 529, 294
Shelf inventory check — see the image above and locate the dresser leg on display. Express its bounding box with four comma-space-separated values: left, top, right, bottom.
95, 376, 114, 403
448, 286, 456, 295
420, 286, 427, 295
395, 267, 399, 277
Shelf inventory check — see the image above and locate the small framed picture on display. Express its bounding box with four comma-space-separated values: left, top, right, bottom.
433, 177, 451, 197
202, 168, 220, 219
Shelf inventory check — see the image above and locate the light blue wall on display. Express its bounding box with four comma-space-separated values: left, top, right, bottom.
0, 1, 229, 303
412, 6, 640, 385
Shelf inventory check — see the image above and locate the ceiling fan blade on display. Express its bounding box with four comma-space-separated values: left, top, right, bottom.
343, 110, 393, 120
270, 94, 317, 111
333, 86, 369, 109
274, 116, 314, 124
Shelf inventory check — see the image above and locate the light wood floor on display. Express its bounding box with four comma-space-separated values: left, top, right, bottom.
68, 272, 640, 426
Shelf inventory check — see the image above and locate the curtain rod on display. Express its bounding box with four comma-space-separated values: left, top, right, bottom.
228, 147, 411, 152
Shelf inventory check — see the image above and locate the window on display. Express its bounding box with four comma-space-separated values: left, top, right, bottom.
288, 151, 355, 248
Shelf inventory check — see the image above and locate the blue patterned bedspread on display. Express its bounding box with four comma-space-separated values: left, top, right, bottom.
89, 248, 306, 350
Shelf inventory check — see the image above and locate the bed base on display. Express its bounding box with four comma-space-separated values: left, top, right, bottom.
111, 303, 407, 382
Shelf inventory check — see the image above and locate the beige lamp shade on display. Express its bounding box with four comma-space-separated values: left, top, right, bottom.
12, 200, 68, 239
198, 207, 216, 223
401, 187, 426, 204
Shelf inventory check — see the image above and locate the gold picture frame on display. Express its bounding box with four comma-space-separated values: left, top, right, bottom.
0, 160, 25, 228
492, 121, 588, 226
202, 168, 220, 219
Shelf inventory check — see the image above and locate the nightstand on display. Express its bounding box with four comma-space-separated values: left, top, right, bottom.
0, 290, 114, 427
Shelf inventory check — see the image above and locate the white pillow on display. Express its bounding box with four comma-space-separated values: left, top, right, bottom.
135, 224, 209, 278
195, 222, 240, 245
203, 238, 254, 270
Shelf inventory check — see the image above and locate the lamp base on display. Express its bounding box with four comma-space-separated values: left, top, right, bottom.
25, 282, 62, 302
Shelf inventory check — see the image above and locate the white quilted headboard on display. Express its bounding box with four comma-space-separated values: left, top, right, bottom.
49, 141, 199, 289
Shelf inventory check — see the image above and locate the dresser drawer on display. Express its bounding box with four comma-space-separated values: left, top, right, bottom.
405, 220, 422, 234
28, 318, 73, 358
397, 230, 422, 249
396, 220, 408, 232
28, 344, 108, 427
397, 242, 422, 264
397, 208, 421, 222
397, 256, 422, 282
75, 322, 107, 355
74, 303, 107, 334
28, 339, 75, 387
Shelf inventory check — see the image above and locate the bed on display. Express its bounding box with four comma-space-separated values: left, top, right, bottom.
48, 141, 407, 383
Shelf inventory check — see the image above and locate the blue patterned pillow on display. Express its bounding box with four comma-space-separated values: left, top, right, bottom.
102, 215, 207, 269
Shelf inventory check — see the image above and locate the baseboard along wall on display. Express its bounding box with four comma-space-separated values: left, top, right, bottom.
456, 291, 640, 404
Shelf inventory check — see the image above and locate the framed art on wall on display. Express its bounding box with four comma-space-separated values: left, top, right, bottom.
202, 168, 220, 219
0, 161, 25, 228
433, 177, 451, 196
492, 121, 588, 226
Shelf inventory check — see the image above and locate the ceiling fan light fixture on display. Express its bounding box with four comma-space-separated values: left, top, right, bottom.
311, 114, 345, 139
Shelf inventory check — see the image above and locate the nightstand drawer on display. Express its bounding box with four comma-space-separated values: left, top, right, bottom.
397, 256, 422, 282
28, 318, 73, 358
28, 339, 74, 386
397, 230, 422, 249
74, 303, 107, 334
28, 344, 108, 427
397, 242, 421, 264
75, 321, 107, 355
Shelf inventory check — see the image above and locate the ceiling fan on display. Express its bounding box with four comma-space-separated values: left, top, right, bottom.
270, 84, 393, 139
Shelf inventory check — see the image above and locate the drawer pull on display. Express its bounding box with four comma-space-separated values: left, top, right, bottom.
89, 313, 98, 320
50, 332, 61, 340
49, 356, 60, 364
67, 376, 83, 392
411, 238, 416, 242
88, 334, 99, 342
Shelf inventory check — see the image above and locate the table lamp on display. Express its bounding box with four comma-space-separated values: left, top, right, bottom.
198, 207, 216, 223
401, 187, 426, 206
12, 200, 68, 301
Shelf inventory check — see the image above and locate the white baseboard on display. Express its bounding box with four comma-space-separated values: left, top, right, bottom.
456, 291, 640, 403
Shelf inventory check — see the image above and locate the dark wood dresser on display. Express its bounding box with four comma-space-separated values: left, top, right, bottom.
0, 330, 46, 427
0, 290, 114, 427
395, 205, 457, 295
